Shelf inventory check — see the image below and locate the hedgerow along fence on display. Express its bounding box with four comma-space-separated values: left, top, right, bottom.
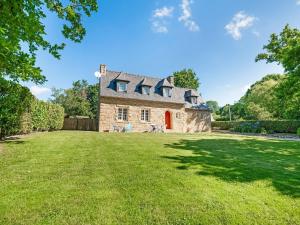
212, 120, 300, 133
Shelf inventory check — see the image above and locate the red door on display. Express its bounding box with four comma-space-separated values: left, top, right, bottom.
165, 111, 171, 129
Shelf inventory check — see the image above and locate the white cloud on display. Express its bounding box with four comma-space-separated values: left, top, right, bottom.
30, 86, 51, 96
178, 0, 199, 32
152, 21, 168, 33
153, 6, 174, 18
297, 0, 300, 5
151, 6, 174, 33
252, 30, 260, 37
94, 71, 101, 78
225, 11, 257, 40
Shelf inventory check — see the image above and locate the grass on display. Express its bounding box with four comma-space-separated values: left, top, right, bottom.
1, 131, 300, 225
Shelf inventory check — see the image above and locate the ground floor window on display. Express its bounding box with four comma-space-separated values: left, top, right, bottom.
141, 109, 150, 122
118, 108, 128, 121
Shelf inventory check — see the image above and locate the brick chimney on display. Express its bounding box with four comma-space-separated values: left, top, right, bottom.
100, 64, 107, 76
167, 75, 174, 86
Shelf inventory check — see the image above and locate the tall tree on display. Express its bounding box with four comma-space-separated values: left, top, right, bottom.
206, 100, 220, 113
173, 69, 200, 90
256, 25, 300, 119
51, 80, 98, 118
0, 0, 98, 84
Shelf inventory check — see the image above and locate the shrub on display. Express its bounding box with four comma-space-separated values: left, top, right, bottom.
1, 79, 64, 139
297, 128, 300, 137
212, 121, 300, 134
0, 78, 33, 139
48, 103, 64, 130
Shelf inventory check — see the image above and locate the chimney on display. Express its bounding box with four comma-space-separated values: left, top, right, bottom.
100, 64, 107, 76
167, 75, 174, 86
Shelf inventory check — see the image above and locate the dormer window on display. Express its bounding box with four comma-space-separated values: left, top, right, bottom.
142, 86, 150, 95
117, 81, 128, 92
191, 96, 198, 105
185, 90, 199, 104
163, 87, 172, 97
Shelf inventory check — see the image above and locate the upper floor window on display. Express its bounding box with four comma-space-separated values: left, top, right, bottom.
117, 108, 128, 121
117, 81, 128, 92
191, 97, 198, 105
141, 109, 150, 122
142, 86, 150, 95
163, 87, 172, 97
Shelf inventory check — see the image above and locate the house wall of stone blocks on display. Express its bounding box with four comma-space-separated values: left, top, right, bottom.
98, 97, 211, 133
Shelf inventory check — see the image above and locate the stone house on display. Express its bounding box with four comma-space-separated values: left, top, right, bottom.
98, 65, 211, 133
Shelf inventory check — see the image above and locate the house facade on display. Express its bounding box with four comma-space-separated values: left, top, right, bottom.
98, 65, 211, 133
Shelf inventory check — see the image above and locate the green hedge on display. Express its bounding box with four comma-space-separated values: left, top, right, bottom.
23, 99, 64, 132
1, 79, 65, 139
212, 121, 300, 133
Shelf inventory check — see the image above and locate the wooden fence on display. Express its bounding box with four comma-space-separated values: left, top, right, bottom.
63, 118, 98, 131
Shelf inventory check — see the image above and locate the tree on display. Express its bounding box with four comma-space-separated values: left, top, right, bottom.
0, 0, 98, 84
243, 74, 284, 120
206, 101, 220, 113
173, 69, 200, 90
51, 80, 98, 118
256, 25, 300, 119
0, 78, 33, 139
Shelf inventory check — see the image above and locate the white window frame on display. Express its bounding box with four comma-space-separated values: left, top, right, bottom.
163, 87, 172, 97
142, 86, 150, 95
117, 81, 128, 92
191, 96, 198, 105
141, 109, 150, 122
117, 107, 128, 121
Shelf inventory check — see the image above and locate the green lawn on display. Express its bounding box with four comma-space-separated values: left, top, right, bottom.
1, 131, 300, 225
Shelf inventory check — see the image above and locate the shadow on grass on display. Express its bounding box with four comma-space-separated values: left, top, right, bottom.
164, 138, 300, 198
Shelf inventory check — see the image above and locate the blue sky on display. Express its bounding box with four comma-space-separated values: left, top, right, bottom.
29, 0, 300, 106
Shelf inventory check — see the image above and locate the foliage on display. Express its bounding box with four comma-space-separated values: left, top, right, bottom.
0, 78, 64, 138
206, 100, 219, 113
51, 80, 98, 118
0, 78, 33, 139
173, 69, 200, 90
30, 99, 64, 131
1, 132, 300, 224
0, 0, 98, 84
256, 25, 300, 119
47, 103, 64, 130
297, 128, 300, 137
216, 74, 284, 121
212, 120, 300, 133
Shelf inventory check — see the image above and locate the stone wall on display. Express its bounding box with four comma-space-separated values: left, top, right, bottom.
99, 97, 211, 133
185, 109, 211, 133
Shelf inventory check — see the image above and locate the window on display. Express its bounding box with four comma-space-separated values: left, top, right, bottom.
163, 87, 172, 97
117, 108, 128, 121
142, 86, 150, 95
191, 97, 198, 105
176, 112, 181, 119
117, 81, 127, 92
141, 109, 150, 122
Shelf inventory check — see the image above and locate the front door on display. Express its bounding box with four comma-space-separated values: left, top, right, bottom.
165, 111, 171, 129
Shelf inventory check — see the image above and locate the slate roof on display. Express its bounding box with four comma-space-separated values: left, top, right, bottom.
185, 89, 199, 97
100, 70, 209, 110
159, 78, 174, 88
141, 78, 153, 86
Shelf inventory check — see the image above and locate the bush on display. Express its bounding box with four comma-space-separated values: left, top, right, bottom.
48, 103, 64, 130
297, 128, 300, 137
1, 79, 64, 139
0, 78, 33, 139
212, 120, 300, 134
30, 99, 64, 131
